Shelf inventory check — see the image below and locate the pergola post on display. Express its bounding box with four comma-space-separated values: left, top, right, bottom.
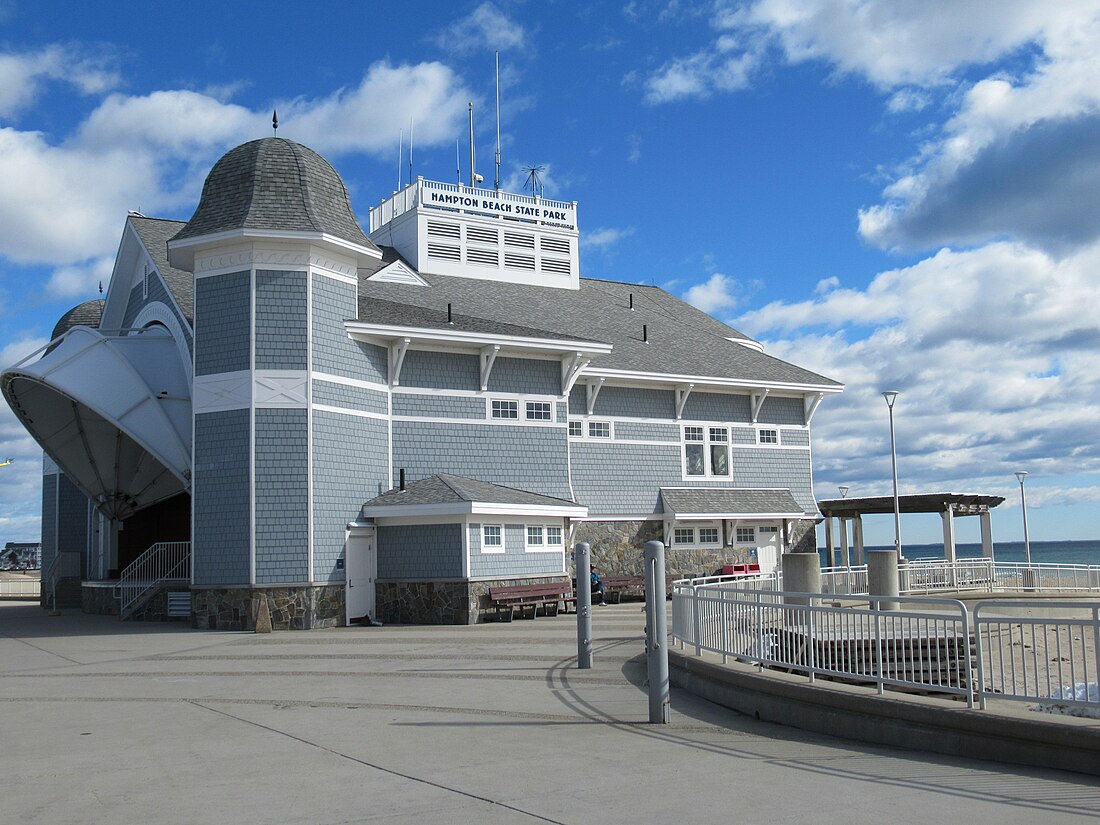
852, 515, 865, 566
941, 505, 957, 588
839, 516, 850, 568
980, 510, 994, 560
823, 516, 835, 567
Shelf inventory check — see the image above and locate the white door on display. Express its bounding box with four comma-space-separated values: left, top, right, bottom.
345, 529, 376, 624
756, 527, 781, 574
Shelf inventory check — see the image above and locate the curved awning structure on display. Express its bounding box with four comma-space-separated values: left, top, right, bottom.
2, 325, 192, 520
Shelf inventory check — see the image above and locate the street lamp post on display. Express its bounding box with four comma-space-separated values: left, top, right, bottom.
883, 391, 902, 560
838, 485, 849, 498
1015, 471, 1032, 566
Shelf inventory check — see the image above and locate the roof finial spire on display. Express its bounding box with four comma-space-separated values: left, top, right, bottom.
272, 109, 279, 136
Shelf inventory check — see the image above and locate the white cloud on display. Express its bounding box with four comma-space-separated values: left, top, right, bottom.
736, 239, 1100, 501
0, 45, 120, 117
684, 272, 741, 313
0, 59, 472, 269
583, 227, 635, 250
432, 3, 527, 54
46, 256, 115, 300
644, 40, 760, 104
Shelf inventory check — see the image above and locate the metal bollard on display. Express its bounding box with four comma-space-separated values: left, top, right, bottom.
644, 540, 671, 723
576, 541, 592, 669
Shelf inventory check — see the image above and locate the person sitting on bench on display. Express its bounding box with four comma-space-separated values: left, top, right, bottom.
591, 566, 607, 606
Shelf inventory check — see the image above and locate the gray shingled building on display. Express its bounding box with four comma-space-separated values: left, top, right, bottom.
2, 137, 841, 628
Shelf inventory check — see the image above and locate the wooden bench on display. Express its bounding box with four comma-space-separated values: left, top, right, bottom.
600, 573, 679, 603
489, 581, 575, 621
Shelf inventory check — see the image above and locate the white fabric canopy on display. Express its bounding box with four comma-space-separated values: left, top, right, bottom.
2, 325, 192, 519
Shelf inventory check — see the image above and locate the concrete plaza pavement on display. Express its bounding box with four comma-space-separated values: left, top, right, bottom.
1, 600, 1098, 824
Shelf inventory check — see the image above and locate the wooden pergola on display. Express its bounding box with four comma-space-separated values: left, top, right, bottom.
817, 493, 1006, 567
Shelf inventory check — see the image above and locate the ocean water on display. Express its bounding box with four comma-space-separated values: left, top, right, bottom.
820, 539, 1100, 568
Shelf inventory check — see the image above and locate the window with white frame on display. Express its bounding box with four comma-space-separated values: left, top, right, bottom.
673, 527, 695, 545
491, 400, 518, 419
758, 428, 779, 445
698, 526, 720, 544
525, 524, 564, 551
759, 526, 779, 535
588, 420, 611, 438
568, 420, 583, 437
526, 401, 552, 421
735, 526, 756, 544
482, 524, 504, 551
684, 425, 729, 477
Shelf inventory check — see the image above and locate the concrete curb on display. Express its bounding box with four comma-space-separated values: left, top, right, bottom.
670, 648, 1100, 777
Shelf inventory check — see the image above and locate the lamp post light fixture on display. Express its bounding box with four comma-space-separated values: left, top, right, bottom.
838, 485, 849, 498
882, 391, 902, 559
1015, 471, 1032, 566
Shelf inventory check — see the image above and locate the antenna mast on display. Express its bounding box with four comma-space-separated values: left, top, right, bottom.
397, 128, 403, 191
468, 102, 476, 188
456, 139, 461, 184
494, 52, 502, 191
409, 118, 414, 186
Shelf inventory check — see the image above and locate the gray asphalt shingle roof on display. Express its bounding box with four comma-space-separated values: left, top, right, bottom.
660, 488, 805, 516
171, 138, 376, 252
128, 216, 193, 321
359, 268, 840, 388
50, 299, 105, 340
364, 474, 579, 508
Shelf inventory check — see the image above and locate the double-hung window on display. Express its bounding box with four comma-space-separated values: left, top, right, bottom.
684, 425, 730, 477
482, 524, 504, 552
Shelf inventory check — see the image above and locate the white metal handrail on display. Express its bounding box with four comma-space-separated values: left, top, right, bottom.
816, 559, 1100, 596
974, 600, 1100, 711
673, 582, 974, 705
117, 541, 190, 620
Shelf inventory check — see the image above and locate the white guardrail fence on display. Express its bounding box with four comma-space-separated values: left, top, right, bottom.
0, 577, 41, 599
672, 560, 1100, 714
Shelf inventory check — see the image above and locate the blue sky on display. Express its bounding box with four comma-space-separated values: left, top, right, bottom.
2, 0, 1100, 548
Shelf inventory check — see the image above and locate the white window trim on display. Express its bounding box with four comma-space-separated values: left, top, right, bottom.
735, 526, 757, 545
682, 422, 731, 479
490, 399, 519, 420
671, 520, 722, 548
568, 420, 583, 437
567, 416, 615, 440
484, 396, 564, 427
525, 523, 565, 553
481, 524, 505, 554
757, 427, 781, 446
525, 400, 553, 421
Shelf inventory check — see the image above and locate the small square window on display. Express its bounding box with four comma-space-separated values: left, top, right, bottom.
709, 427, 728, 442
758, 428, 779, 445
684, 426, 704, 442
526, 526, 544, 546
491, 400, 518, 419
589, 421, 610, 438
483, 525, 502, 547
699, 527, 719, 544
526, 401, 552, 421
546, 526, 563, 545
735, 527, 756, 544
673, 527, 695, 545
568, 420, 583, 437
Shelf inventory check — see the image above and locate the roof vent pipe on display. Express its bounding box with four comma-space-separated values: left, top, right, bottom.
643, 324, 648, 343
399, 468, 406, 492
447, 303, 453, 324
629, 293, 634, 310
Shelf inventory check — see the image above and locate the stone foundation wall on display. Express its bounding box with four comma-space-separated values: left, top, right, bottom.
378, 576, 572, 625
192, 584, 345, 631
573, 518, 819, 577
82, 584, 118, 616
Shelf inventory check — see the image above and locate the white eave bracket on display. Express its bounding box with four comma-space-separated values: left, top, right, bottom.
389, 337, 411, 387
480, 345, 500, 392
750, 388, 770, 423
675, 383, 694, 420
586, 377, 605, 415
804, 392, 823, 424
561, 352, 589, 396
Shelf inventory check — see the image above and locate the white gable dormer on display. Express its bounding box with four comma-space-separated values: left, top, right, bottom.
367, 258, 429, 287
